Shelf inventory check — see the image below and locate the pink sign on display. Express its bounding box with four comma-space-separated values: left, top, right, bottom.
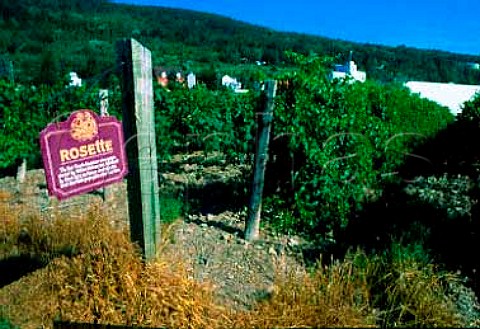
40, 109, 128, 200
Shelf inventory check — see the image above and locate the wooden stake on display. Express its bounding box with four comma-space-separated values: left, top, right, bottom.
117, 38, 161, 261
99, 89, 112, 202
16, 158, 27, 183
244, 80, 277, 241
99, 89, 109, 116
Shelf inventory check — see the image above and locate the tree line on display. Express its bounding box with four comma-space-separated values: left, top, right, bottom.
0, 0, 479, 86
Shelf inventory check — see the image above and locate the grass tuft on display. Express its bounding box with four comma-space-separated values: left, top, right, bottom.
1, 199, 478, 329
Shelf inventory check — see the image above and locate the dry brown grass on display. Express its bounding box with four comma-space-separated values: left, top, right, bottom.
363, 250, 465, 328
0, 197, 474, 329
1, 198, 103, 259
230, 248, 469, 329
230, 255, 376, 328
1, 190, 22, 256
1, 204, 228, 329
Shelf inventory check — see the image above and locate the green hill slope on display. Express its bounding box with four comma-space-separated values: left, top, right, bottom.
1, 0, 479, 85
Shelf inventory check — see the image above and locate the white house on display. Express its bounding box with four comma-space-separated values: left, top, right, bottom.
466, 62, 480, 70
404, 81, 480, 116
221, 75, 242, 90
329, 53, 366, 83
187, 72, 196, 89
69, 72, 82, 87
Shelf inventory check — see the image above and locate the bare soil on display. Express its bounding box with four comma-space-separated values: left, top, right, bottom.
0, 154, 312, 311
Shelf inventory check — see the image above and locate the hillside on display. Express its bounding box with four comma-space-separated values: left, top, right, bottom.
1, 0, 480, 86
3, 6, 480, 325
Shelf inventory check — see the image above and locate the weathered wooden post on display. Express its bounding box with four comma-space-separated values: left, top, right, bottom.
99, 89, 109, 116
7, 60, 14, 83
16, 158, 27, 184
99, 89, 112, 202
117, 38, 161, 261
244, 80, 277, 241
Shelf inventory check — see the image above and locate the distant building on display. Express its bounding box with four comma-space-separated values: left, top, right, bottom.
466, 62, 480, 70
329, 52, 366, 83
404, 81, 480, 116
175, 72, 184, 84
154, 66, 185, 87
187, 72, 196, 89
69, 72, 82, 87
156, 71, 169, 87
222, 75, 242, 90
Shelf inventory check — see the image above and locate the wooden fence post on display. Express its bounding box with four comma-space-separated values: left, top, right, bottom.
117, 38, 161, 261
99, 89, 112, 202
8, 60, 14, 83
99, 89, 109, 116
244, 80, 277, 241
16, 158, 27, 184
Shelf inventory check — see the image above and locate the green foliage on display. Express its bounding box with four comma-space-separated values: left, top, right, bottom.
0, 317, 18, 329
268, 53, 454, 239
262, 196, 297, 234
447, 278, 480, 328
348, 242, 479, 328
458, 92, 480, 122
404, 174, 476, 219
0, 78, 121, 170
159, 194, 184, 224
0, 306, 17, 329
0, 51, 456, 243
154, 84, 259, 164
0, 80, 41, 168
1, 0, 480, 85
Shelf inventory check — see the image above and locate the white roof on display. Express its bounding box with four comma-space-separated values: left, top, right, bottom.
405, 81, 480, 116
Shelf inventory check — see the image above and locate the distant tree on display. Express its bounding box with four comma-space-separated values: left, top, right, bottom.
38, 50, 58, 86
1, 0, 480, 85
197, 65, 218, 89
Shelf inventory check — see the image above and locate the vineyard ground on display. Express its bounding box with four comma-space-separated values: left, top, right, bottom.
0, 152, 314, 311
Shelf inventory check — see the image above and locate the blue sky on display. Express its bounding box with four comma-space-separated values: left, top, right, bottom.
111, 0, 480, 56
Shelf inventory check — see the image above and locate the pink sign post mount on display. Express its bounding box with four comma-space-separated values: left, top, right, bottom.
40, 109, 128, 200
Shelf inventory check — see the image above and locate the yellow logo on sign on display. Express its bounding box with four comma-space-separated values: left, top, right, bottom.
70, 111, 98, 141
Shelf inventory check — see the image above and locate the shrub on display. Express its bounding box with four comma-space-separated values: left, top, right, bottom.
458, 92, 480, 123
0, 79, 121, 171
159, 194, 184, 224
349, 243, 472, 328
404, 174, 476, 219
154, 84, 258, 164
268, 52, 454, 239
